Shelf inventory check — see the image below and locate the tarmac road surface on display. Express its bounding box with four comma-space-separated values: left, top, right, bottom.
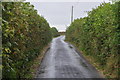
36, 36, 104, 78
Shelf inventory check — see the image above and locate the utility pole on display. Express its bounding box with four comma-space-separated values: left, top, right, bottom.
71, 6, 74, 23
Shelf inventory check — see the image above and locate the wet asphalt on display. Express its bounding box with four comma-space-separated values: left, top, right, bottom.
35, 36, 105, 78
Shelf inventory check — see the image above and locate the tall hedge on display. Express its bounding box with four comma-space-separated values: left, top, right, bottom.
66, 2, 119, 78
51, 27, 59, 37
2, 2, 52, 78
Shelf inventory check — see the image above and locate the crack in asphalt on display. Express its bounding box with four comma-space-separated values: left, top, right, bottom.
36, 36, 104, 78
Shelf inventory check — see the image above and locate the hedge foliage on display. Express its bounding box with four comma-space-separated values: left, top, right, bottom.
51, 27, 60, 37
66, 2, 119, 78
2, 2, 58, 78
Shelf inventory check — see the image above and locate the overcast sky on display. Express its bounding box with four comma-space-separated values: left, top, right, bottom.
25, 0, 111, 32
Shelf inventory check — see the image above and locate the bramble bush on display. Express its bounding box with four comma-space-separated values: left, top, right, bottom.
2, 2, 58, 78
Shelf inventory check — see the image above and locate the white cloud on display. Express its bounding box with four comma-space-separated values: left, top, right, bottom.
25, 0, 110, 2
24, 1, 111, 32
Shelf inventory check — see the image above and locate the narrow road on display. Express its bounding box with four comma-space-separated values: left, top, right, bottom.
36, 36, 104, 78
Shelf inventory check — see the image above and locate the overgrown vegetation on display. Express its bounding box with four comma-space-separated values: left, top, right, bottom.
2, 2, 58, 78
66, 2, 119, 78
51, 27, 59, 37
